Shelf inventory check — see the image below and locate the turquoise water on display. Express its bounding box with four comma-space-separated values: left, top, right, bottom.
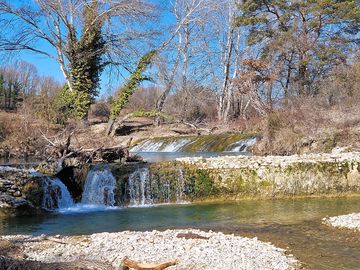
1, 197, 360, 269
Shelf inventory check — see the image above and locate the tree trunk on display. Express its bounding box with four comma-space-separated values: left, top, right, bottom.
218, 2, 235, 122
180, 22, 190, 119
106, 119, 115, 136
155, 53, 180, 126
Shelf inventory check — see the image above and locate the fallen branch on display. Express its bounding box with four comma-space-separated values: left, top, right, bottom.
121, 257, 178, 270
176, 232, 209, 240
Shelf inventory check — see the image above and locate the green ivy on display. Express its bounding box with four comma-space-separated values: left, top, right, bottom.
110, 50, 157, 120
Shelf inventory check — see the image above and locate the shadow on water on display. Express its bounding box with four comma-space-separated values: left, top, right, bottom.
1, 197, 360, 270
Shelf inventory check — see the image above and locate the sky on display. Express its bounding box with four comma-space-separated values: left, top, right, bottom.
4, 0, 175, 98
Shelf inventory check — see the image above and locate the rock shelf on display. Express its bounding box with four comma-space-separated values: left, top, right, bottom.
324, 212, 360, 231
171, 152, 360, 198
4, 229, 298, 270
176, 152, 360, 169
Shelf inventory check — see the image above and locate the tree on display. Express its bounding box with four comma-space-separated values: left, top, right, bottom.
65, 1, 106, 118
0, 73, 4, 108
106, 50, 157, 135
236, 0, 360, 97
0, 0, 155, 118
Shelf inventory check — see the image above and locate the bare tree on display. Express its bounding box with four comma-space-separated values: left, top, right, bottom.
0, 0, 156, 93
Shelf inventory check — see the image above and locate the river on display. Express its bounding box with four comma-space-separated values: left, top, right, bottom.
1, 197, 359, 270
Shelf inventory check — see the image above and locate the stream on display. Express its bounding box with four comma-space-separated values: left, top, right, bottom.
1, 145, 360, 270
1, 197, 359, 270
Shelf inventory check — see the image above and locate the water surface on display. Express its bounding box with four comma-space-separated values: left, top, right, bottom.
1, 197, 359, 270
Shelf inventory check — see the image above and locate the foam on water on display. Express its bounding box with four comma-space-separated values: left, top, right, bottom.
58, 204, 121, 214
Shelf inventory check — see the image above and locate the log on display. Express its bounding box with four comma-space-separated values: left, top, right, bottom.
171, 128, 196, 135
121, 257, 178, 270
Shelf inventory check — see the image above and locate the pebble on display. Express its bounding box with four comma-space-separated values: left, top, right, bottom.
13, 191, 22, 197
5, 229, 299, 270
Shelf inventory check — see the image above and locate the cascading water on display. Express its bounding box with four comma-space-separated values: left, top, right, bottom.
43, 164, 189, 213
127, 167, 188, 206
42, 177, 74, 211
131, 136, 257, 153
130, 139, 192, 152
128, 168, 153, 206
81, 166, 116, 206
176, 169, 186, 203
226, 137, 257, 152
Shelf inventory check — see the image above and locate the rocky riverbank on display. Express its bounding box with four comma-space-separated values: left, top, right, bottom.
3, 229, 299, 270
0, 166, 44, 217
323, 212, 360, 231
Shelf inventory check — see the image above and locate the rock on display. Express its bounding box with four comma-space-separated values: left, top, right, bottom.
13, 191, 22, 197
0, 194, 34, 216
0, 166, 44, 217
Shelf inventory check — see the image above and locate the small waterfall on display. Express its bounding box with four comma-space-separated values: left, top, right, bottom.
130, 139, 192, 152
128, 168, 153, 206
176, 169, 186, 203
127, 167, 188, 206
226, 137, 257, 152
42, 177, 74, 211
81, 166, 116, 206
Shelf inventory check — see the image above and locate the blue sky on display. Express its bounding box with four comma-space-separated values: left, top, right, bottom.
5, 0, 174, 98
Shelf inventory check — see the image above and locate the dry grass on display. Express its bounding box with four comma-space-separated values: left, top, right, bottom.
251, 97, 360, 155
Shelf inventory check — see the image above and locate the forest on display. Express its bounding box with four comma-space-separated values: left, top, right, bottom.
0, 0, 359, 156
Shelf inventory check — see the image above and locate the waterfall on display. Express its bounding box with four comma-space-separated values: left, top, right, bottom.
226, 137, 257, 152
131, 136, 257, 153
42, 177, 74, 211
81, 166, 116, 206
176, 169, 186, 203
128, 168, 153, 206
130, 139, 192, 152
127, 167, 188, 206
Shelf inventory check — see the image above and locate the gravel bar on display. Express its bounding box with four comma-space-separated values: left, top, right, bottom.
323, 212, 360, 231
5, 229, 298, 270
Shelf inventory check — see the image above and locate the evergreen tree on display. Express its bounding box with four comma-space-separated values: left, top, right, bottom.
236, 0, 360, 96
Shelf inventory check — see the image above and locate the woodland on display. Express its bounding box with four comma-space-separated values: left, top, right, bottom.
0, 0, 359, 155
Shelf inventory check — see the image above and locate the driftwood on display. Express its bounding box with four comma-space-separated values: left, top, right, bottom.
171, 128, 196, 135
121, 257, 178, 270
40, 130, 133, 174
176, 232, 209, 240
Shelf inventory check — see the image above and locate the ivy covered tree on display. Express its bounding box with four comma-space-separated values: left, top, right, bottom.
66, 1, 106, 119
236, 0, 360, 97
106, 50, 157, 135
0, 0, 155, 120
